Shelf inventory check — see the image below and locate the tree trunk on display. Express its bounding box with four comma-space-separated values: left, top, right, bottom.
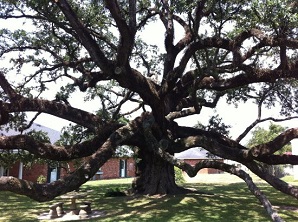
132, 148, 184, 195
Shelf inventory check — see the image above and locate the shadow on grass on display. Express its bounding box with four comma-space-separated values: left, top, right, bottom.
0, 180, 297, 222
80, 181, 298, 222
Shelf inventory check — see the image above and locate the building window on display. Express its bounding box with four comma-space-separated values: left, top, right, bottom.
0, 166, 8, 176
47, 164, 60, 183
119, 159, 127, 178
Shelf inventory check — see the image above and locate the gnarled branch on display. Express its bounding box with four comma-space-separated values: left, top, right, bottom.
0, 114, 142, 201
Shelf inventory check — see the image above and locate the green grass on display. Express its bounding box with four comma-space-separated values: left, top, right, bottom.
0, 175, 298, 221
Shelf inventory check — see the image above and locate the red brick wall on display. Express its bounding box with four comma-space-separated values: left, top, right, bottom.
7, 163, 19, 178
100, 157, 136, 179
101, 158, 120, 179
8, 158, 223, 182
8, 161, 76, 182
8, 162, 48, 182
184, 159, 223, 174
8, 158, 221, 181
23, 163, 48, 181
7, 163, 18, 178
126, 158, 135, 177
7, 157, 136, 182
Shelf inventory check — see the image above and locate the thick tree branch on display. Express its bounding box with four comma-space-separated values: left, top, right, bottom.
54, 0, 113, 75
0, 72, 104, 130
245, 161, 298, 200
175, 65, 298, 98
256, 154, 298, 165
174, 126, 298, 169
2, 98, 102, 131
0, 123, 121, 160
105, 0, 136, 66
173, 14, 193, 51
0, 114, 143, 201
128, 0, 136, 32
142, 119, 283, 222
0, 72, 20, 100
249, 128, 298, 157
175, 126, 247, 151
166, 107, 200, 120
236, 116, 298, 143
192, 0, 209, 36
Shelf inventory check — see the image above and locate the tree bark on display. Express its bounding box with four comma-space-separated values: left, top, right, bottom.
132, 147, 184, 195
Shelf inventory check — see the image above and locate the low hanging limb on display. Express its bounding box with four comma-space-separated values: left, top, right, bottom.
141, 117, 284, 222
174, 159, 283, 222
0, 115, 143, 201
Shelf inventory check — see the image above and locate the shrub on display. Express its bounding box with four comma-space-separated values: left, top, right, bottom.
37, 175, 46, 184
174, 167, 185, 184
104, 187, 127, 197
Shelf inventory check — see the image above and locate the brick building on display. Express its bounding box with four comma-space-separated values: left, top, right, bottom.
4, 157, 136, 183
2, 124, 223, 182
0, 123, 136, 183
92, 157, 136, 180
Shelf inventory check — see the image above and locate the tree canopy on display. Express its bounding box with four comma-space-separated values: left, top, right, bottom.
1, 1, 298, 221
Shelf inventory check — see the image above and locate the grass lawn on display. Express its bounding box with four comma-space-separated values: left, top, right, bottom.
0, 174, 298, 222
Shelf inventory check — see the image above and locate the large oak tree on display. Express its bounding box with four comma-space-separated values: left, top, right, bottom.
0, 1, 298, 221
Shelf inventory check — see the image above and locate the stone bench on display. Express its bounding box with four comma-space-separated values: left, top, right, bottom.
56, 202, 65, 216
81, 201, 92, 214
48, 202, 64, 218
79, 204, 89, 219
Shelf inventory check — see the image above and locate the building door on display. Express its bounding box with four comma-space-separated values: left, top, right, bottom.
119, 159, 127, 178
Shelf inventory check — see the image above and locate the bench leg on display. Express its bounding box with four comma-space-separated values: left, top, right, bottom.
56, 202, 65, 216
79, 205, 89, 219
49, 205, 58, 219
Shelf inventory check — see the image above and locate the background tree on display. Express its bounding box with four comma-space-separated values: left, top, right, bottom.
0, 0, 298, 221
0, 129, 52, 169
247, 123, 292, 177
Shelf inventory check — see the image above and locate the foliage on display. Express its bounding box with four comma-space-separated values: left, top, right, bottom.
247, 123, 292, 177
36, 174, 46, 184
174, 166, 186, 184
104, 187, 127, 197
0, 129, 51, 168
56, 124, 95, 146
114, 145, 135, 157
195, 115, 231, 136
247, 123, 292, 154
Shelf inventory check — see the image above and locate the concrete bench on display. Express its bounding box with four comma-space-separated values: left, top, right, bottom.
48, 204, 58, 219
48, 202, 64, 218
82, 201, 92, 214
79, 204, 89, 219
56, 202, 65, 216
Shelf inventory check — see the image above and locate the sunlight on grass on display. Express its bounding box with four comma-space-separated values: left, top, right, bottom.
179, 196, 198, 205
0, 175, 297, 221
282, 175, 298, 184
